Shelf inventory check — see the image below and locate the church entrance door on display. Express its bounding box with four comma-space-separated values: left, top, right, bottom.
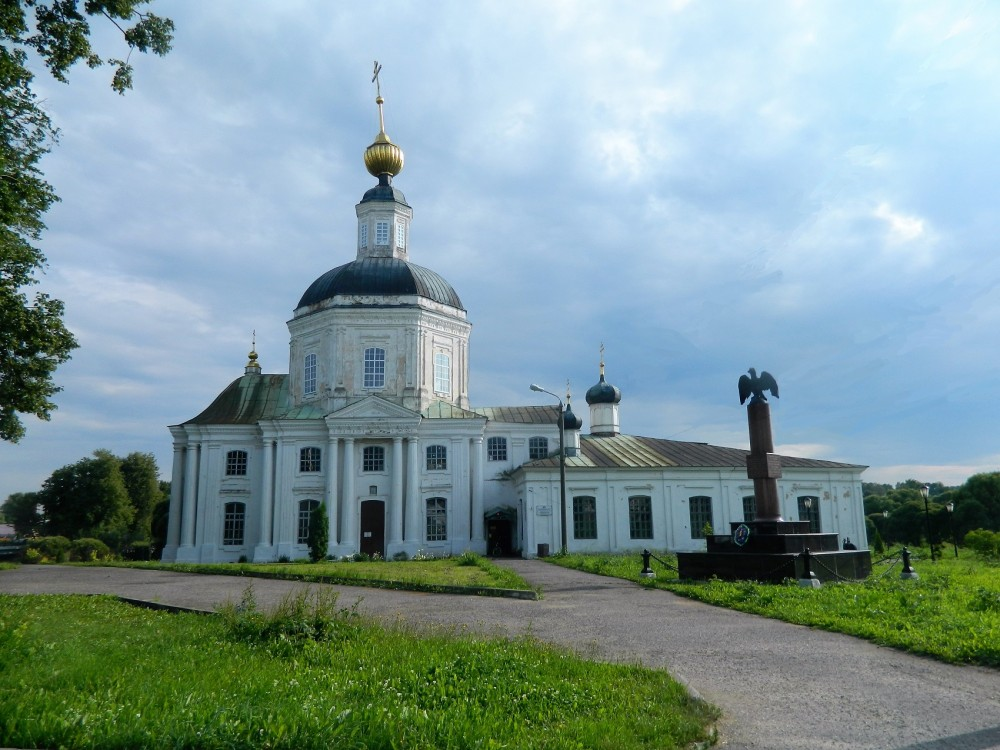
486, 518, 513, 556
359, 500, 385, 559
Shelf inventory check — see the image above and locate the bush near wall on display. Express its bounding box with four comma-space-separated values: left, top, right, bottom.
24, 536, 114, 563
70, 538, 112, 562
25, 536, 72, 563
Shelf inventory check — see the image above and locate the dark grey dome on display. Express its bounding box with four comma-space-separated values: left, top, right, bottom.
561, 403, 583, 431
297, 257, 464, 310
585, 373, 621, 405
360, 180, 409, 205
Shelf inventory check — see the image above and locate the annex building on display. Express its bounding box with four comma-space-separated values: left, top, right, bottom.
161, 94, 869, 563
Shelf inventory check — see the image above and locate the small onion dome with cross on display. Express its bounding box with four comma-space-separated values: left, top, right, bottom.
585, 362, 621, 405
561, 393, 583, 431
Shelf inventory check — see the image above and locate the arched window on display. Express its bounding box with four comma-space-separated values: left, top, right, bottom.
689, 496, 713, 539
798, 495, 821, 533
225, 450, 248, 476
573, 496, 597, 539
487, 437, 507, 461
364, 347, 385, 388
742, 495, 756, 522
222, 502, 245, 545
426, 445, 447, 471
363, 446, 385, 472
300, 447, 321, 473
304, 353, 317, 396
297, 499, 320, 544
426, 497, 447, 541
628, 495, 653, 539
528, 437, 548, 460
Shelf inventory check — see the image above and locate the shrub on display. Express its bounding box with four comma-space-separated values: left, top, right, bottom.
456, 550, 480, 567
965, 529, 1000, 560
70, 538, 112, 562
23, 548, 43, 565
392, 550, 409, 561
307, 503, 329, 563
218, 584, 358, 655
27, 536, 71, 563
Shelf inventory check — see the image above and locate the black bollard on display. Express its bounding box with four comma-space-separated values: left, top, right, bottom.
900, 546, 919, 580
640, 548, 656, 578
798, 547, 821, 588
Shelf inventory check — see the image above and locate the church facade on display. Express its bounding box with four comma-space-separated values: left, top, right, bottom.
161, 94, 869, 564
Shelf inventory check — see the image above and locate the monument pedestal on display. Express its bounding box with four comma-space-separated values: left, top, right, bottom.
677, 521, 871, 583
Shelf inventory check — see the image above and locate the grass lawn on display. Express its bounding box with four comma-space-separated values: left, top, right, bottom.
0, 592, 718, 750
94, 552, 533, 594
553, 549, 1000, 668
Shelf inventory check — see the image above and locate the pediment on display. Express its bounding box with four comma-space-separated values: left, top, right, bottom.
328, 395, 420, 422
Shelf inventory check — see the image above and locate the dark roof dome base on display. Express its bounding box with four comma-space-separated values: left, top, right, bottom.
297, 257, 464, 310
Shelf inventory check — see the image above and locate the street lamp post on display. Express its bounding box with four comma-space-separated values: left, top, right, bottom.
530, 384, 567, 554
920, 484, 935, 562
946, 501, 958, 558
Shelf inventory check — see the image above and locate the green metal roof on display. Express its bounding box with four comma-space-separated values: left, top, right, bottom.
520, 434, 865, 471
473, 405, 559, 424
182, 374, 322, 425
422, 401, 485, 420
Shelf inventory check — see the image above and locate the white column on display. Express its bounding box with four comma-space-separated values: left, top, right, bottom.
406, 437, 420, 545
390, 437, 404, 545
471, 436, 485, 548
164, 445, 184, 558
180, 441, 198, 548
342, 438, 356, 551
326, 436, 339, 546
253, 440, 275, 561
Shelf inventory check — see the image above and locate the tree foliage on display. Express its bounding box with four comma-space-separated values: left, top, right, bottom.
119, 450, 161, 540
1, 490, 43, 536
38, 448, 134, 543
1, 1, 173, 442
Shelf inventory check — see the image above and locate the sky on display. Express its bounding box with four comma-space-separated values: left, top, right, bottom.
4, 0, 1000, 500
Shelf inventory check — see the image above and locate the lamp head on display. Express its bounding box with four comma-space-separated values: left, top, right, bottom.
530, 384, 543, 392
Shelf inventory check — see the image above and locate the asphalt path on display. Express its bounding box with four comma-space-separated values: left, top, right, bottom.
1, 562, 997, 750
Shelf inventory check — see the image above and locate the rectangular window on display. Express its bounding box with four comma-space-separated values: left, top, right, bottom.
433, 352, 450, 394
223, 502, 245, 545
798, 496, 821, 533
426, 445, 447, 471
573, 496, 598, 540
528, 436, 548, 460
375, 220, 389, 245
297, 499, 319, 544
363, 446, 385, 472
689, 496, 713, 539
304, 353, 317, 396
359, 222, 368, 249
426, 497, 447, 541
628, 495, 653, 539
300, 447, 321, 473
396, 220, 406, 249
486, 437, 507, 461
225, 450, 247, 476
742, 495, 756, 522
364, 347, 385, 388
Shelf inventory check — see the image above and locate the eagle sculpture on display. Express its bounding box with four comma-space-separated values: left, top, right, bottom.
738, 368, 779, 405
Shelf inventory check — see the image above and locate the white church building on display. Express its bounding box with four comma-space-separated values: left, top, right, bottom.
161, 93, 869, 564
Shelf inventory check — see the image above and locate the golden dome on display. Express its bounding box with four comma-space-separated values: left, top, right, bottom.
364, 95, 404, 178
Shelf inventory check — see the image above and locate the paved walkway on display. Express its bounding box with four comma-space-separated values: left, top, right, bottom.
1, 562, 997, 750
